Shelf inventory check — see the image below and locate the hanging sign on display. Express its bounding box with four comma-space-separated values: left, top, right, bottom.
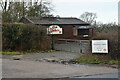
47, 25, 62, 34
92, 40, 108, 53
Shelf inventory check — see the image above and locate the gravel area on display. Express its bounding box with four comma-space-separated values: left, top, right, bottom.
22, 51, 81, 61
2, 51, 81, 61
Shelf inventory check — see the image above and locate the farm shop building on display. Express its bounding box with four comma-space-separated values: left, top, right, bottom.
20, 17, 94, 40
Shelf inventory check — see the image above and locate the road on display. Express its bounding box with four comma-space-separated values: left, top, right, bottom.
2, 59, 118, 78
1, 73, 119, 80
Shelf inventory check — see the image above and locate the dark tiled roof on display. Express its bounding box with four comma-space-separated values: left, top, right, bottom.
21, 17, 89, 25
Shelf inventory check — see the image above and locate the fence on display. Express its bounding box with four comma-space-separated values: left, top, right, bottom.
54, 39, 91, 54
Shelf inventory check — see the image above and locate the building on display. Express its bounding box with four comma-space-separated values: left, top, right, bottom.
20, 17, 94, 40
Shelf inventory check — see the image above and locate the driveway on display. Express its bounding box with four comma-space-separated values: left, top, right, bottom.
2, 59, 118, 78
22, 51, 81, 61
2, 51, 81, 61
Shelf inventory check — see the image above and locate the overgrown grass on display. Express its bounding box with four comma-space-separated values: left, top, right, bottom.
0, 50, 56, 55
0, 52, 22, 55
108, 60, 120, 65
75, 59, 102, 64
74, 53, 120, 65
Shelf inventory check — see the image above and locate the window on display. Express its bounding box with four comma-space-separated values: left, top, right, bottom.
73, 28, 90, 37
77, 29, 89, 37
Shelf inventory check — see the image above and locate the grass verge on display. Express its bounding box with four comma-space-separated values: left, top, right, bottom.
73, 53, 120, 65
0, 50, 56, 55
0, 52, 22, 55
74, 58, 102, 64
108, 60, 120, 65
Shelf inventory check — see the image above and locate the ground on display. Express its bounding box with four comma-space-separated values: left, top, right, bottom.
3, 51, 80, 61
1, 51, 119, 78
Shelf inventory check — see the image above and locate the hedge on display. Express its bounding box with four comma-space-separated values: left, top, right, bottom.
2, 24, 51, 52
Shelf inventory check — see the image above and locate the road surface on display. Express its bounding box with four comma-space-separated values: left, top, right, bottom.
2, 59, 118, 78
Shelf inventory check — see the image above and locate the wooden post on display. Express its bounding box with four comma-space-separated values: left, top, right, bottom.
51, 35, 54, 50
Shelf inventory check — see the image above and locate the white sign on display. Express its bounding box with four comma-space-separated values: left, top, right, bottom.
47, 25, 62, 34
92, 40, 108, 53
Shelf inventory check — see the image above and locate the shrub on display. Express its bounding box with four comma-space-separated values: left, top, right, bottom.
92, 25, 119, 60
2, 24, 51, 52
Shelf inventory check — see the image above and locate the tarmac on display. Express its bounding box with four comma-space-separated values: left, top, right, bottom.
2, 58, 118, 78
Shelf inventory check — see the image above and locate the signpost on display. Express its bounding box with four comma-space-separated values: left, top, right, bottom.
92, 40, 108, 53
47, 25, 62, 50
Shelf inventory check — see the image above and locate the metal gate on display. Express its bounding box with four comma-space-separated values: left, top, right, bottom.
54, 39, 91, 53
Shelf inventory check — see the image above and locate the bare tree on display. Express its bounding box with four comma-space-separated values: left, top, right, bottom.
0, 0, 54, 22
26, 0, 53, 17
0, 0, 8, 12
80, 12, 97, 25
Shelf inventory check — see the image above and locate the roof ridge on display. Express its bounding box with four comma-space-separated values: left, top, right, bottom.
25, 16, 78, 19
21, 16, 90, 25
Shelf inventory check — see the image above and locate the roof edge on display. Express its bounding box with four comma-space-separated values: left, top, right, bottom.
23, 17, 35, 24
21, 16, 90, 25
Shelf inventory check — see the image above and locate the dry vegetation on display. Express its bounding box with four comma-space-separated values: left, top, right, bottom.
74, 24, 119, 64
92, 25, 118, 60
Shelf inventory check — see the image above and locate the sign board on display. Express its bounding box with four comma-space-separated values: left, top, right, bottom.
47, 25, 62, 34
92, 40, 108, 53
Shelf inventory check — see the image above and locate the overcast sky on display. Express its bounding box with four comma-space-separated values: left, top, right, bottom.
0, 0, 119, 24
51, 0, 119, 24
